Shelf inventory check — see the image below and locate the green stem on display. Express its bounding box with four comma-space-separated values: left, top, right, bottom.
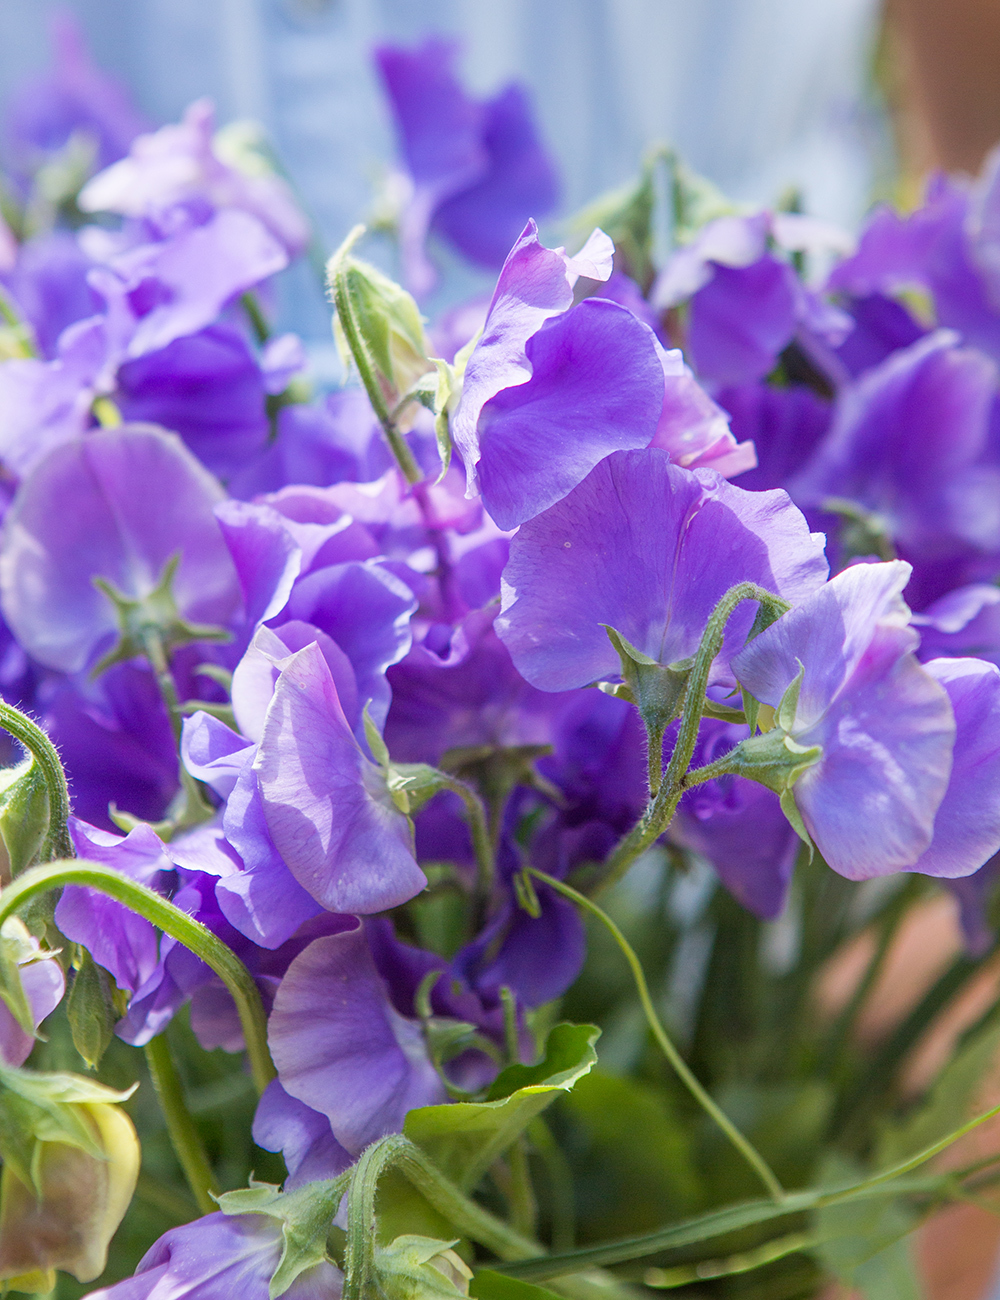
0, 701, 73, 863
507, 1137, 539, 1238
241, 291, 271, 345
327, 224, 422, 485
144, 1031, 219, 1214
527, 869, 785, 1204
140, 628, 215, 834
593, 583, 788, 898
499, 1099, 1000, 1281
644, 1230, 816, 1289
0, 861, 275, 1093
438, 773, 495, 906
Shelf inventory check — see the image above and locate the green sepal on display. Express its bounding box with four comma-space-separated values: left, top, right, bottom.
603, 626, 690, 735
386, 763, 453, 817
217, 1178, 347, 1300
722, 727, 820, 854
0, 757, 48, 878
404, 1022, 600, 1190
776, 661, 806, 734
91, 553, 231, 678
66, 949, 117, 1070
374, 1234, 473, 1300
362, 702, 391, 771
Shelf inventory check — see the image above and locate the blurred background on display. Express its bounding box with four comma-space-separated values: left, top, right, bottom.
2, 0, 999, 340
3, 4, 1000, 1298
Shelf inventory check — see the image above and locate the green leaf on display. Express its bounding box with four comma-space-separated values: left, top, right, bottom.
813, 1157, 920, 1300
217, 1178, 346, 1299
556, 1071, 703, 1241
67, 949, 117, 1069
405, 1023, 600, 1190
568, 160, 656, 291
0, 756, 48, 877
470, 1270, 564, 1300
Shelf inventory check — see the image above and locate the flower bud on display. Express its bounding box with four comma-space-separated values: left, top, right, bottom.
0, 1071, 139, 1290
374, 1235, 473, 1300
328, 226, 433, 422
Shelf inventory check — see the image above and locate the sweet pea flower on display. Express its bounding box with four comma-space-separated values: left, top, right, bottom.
0, 921, 64, 1069
115, 323, 270, 478
85, 1211, 343, 1300
497, 448, 827, 692
453, 222, 752, 529
252, 1081, 352, 1189
78, 98, 310, 257
1, 232, 101, 358
268, 921, 445, 1154
913, 584, 1000, 666
253, 639, 426, 915
790, 330, 1000, 567
375, 38, 558, 296
653, 211, 852, 387
731, 561, 958, 880
0, 424, 242, 673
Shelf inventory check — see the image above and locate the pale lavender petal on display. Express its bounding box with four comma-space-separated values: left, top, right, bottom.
268, 925, 445, 1154
254, 642, 426, 914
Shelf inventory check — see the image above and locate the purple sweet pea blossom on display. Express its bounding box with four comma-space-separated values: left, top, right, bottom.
653, 211, 852, 387
732, 561, 957, 881
375, 39, 558, 296
452, 221, 613, 490
0, 424, 242, 673
913, 584, 1000, 666
84, 1212, 343, 1300
904, 657, 1000, 878
115, 323, 270, 478
78, 99, 310, 257
253, 640, 426, 915
790, 330, 1000, 566
268, 921, 445, 1155
497, 448, 827, 692
0, 231, 101, 358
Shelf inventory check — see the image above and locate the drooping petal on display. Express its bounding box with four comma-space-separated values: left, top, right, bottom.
268, 924, 445, 1154
254, 642, 426, 914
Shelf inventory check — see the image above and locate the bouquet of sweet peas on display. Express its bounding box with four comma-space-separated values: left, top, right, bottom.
1, 22, 1000, 1300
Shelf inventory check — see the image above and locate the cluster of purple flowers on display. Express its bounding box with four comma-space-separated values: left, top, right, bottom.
2, 20, 1000, 1300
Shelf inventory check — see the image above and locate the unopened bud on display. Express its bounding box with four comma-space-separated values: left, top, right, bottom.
374, 1234, 473, 1300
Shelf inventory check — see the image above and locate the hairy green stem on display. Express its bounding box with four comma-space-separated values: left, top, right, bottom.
438, 772, 495, 904
0, 701, 73, 863
593, 583, 788, 897
144, 1031, 219, 1213
0, 861, 275, 1093
528, 869, 785, 1203
327, 225, 422, 485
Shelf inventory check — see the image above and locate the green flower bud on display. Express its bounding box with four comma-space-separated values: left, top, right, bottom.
0, 1070, 139, 1290
328, 226, 433, 425
374, 1235, 473, 1300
